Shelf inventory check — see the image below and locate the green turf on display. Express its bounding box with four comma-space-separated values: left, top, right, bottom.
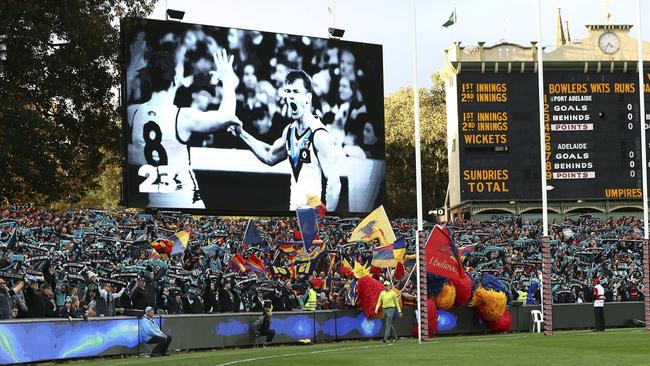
65, 329, 650, 366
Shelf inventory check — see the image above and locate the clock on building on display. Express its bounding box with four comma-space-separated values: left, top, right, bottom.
598, 31, 621, 54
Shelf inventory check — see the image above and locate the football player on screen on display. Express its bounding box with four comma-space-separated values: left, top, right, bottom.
127, 49, 241, 208
230, 70, 341, 211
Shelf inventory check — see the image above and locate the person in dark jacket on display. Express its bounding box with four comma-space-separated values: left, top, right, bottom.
131, 279, 154, 310
251, 289, 266, 313
203, 280, 219, 313
280, 281, 300, 311
218, 278, 240, 313
183, 284, 204, 314
0, 279, 24, 319
166, 290, 184, 314
60, 296, 85, 320
24, 282, 44, 317
41, 284, 58, 317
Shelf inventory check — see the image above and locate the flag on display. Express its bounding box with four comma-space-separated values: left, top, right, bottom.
342, 258, 353, 270
306, 194, 327, 218
371, 243, 396, 268
272, 266, 288, 276
442, 9, 456, 27
278, 241, 301, 253
151, 239, 173, 259
242, 219, 263, 250
296, 207, 319, 251
393, 237, 406, 263
295, 261, 311, 275
170, 230, 191, 255
425, 225, 463, 281
149, 249, 161, 260
245, 254, 266, 273
348, 205, 396, 246
228, 253, 247, 273
459, 244, 475, 260
291, 240, 325, 263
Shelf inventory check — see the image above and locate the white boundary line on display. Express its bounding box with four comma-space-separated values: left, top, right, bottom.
214, 329, 648, 366
214, 344, 395, 366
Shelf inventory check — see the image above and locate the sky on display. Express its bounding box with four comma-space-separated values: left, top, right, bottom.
148, 0, 649, 95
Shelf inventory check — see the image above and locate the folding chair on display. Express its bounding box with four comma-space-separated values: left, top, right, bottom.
140, 341, 155, 356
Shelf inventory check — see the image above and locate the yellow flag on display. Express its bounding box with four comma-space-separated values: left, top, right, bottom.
348, 205, 396, 246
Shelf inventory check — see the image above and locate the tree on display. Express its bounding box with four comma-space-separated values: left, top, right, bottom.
0, 0, 154, 206
384, 73, 448, 218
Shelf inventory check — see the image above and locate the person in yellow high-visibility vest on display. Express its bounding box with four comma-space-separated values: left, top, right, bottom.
375, 281, 402, 342
300, 283, 318, 311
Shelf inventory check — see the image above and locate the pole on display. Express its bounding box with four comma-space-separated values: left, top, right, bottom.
536, 0, 548, 237
635, 0, 650, 331
636, 0, 648, 241
412, 0, 424, 344
412, 1, 423, 231
536, 0, 553, 336
415, 230, 422, 343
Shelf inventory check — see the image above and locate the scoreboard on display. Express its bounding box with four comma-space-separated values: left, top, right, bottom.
457, 70, 650, 201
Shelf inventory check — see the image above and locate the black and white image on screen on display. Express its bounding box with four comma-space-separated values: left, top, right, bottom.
123, 20, 385, 213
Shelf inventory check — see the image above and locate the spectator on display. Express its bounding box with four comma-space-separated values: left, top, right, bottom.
25, 282, 54, 318
131, 279, 154, 310
251, 289, 266, 313
218, 278, 241, 313
141, 306, 172, 357
300, 282, 318, 311
166, 290, 184, 315
0, 280, 23, 319
96, 281, 126, 317
60, 296, 84, 320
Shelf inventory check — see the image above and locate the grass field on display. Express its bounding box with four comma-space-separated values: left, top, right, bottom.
66, 329, 650, 366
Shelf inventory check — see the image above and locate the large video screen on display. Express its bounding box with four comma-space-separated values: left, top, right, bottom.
121, 19, 385, 214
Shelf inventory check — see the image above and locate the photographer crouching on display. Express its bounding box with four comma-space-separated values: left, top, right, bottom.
253, 300, 274, 347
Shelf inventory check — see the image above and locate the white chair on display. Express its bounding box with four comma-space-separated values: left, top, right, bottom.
531, 310, 543, 333
140, 341, 155, 356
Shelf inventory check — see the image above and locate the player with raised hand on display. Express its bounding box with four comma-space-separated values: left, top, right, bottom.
230, 70, 341, 212
127, 48, 241, 208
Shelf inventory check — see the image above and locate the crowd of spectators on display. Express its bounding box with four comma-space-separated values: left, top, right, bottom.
0, 207, 646, 321
453, 215, 645, 304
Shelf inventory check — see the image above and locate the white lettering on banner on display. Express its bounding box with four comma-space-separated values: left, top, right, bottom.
552, 171, 596, 179
551, 124, 593, 131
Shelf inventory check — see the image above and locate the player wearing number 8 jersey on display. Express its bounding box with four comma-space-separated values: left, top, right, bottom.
232, 70, 341, 211
127, 49, 241, 208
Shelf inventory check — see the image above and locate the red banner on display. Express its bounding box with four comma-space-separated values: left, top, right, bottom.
425, 225, 463, 281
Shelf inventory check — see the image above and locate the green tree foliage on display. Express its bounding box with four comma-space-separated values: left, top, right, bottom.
0, 0, 154, 206
384, 73, 448, 218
